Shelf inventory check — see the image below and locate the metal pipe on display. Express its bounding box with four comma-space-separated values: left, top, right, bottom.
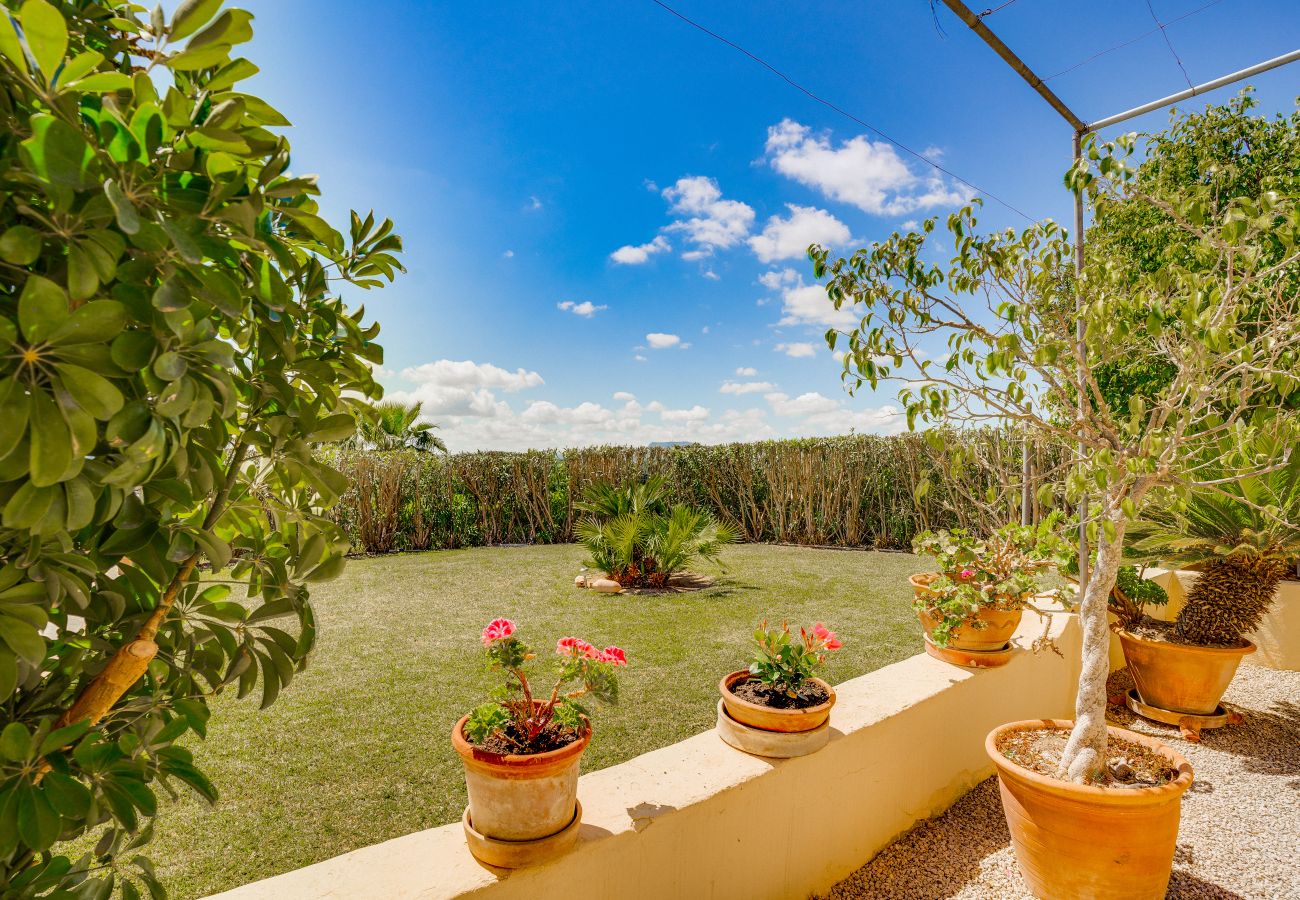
1086, 48, 1300, 131
938, 0, 1087, 131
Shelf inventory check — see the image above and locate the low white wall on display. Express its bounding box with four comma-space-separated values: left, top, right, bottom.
208, 612, 1082, 900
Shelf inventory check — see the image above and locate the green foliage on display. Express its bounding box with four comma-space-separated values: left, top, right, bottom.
0, 1, 400, 891
1085, 90, 1300, 412
746, 620, 841, 697
576, 477, 737, 586
911, 520, 1066, 647
1127, 432, 1300, 644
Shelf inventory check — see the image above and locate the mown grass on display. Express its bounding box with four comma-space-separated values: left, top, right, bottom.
148, 544, 927, 898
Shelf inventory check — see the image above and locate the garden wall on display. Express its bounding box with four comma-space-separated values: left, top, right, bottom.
325, 430, 1063, 554
206, 605, 1082, 900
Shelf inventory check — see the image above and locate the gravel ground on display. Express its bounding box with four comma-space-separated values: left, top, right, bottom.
823, 664, 1300, 900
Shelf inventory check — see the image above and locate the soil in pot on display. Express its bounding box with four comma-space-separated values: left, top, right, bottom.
729, 679, 830, 710
475, 721, 582, 756
995, 726, 1178, 787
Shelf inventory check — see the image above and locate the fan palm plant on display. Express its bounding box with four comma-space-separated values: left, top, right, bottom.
354, 400, 447, 452
576, 477, 737, 587
1127, 435, 1300, 646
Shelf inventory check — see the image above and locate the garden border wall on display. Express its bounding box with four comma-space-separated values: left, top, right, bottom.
208, 609, 1082, 900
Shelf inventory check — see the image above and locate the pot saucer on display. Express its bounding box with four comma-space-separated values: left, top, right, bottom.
715, 699, 830, 758
923, 635, 1015, 669
462, 800, 582, 869
1124, 688, 1240, 742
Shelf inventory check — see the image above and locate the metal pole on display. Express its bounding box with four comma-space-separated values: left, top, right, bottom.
1086, 48, 1300, 131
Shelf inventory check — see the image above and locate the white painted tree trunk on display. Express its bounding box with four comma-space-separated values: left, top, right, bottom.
1057, 508, 1126, 783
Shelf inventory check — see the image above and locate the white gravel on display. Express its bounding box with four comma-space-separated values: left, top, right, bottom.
822, 664, 1300, 900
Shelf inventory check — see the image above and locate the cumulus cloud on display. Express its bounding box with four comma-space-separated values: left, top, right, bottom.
759, 267, 858, 329
735, 366, 758, 376
764, 119, 968, 216
775, 342, 817, 358
610, 235, 670, 264
557, 300, 607, 317
720, 380, 777, 395
749, 204, 851, 262
662, 176, 755, 257
646, 332, 684, 349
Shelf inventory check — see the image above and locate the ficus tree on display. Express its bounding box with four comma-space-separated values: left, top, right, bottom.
0, 0, 400, 894
810, 109, 1300, 782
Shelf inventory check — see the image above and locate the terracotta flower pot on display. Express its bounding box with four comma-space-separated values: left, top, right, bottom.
987, 719, 1193, 900
910, 573, 1024, 651
451, 710, 590, 843
718, 670, 835, 733
1118, 629, 1255, 716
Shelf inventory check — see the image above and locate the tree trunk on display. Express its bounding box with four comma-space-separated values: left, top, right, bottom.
1057, 509, 1126, 783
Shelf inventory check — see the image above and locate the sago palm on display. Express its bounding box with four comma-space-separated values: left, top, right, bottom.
1127, 435, 1300, 645
646, 505, 739, 581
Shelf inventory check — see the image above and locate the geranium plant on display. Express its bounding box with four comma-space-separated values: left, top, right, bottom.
912, 520, 1067, 647
747, 621, 842, 698
465, 619, 627, 752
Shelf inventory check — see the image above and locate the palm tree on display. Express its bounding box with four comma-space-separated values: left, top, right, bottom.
355, 400, 447, 453
1127, 434, 1300, 645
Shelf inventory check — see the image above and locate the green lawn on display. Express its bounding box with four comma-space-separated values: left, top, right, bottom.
150, 544, 927, 898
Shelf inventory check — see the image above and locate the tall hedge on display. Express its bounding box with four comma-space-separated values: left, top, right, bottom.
326, 429, 1063, 554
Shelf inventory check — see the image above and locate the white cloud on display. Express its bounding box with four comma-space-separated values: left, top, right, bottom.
612, 391, 636, 402
610, 235, 670, 265
703, 269, 720, 281
775, 342, 817, 358
662, 176, 755, 257
735, 366, 758, 376
557, 300, 607, 318
634, 354, 648, 362
764, 119, 968, 216
749, 204, 851, 262
645, 332, 683, 349
759, 267, 858, 329
401, 359, 543, 392
720, 380, 777, 395
525, 195, 543, 211
765, 391, 904, 435
503, 249, 515, 258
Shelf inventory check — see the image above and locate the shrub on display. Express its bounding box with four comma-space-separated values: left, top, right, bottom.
575, 476, 738, 586
746, 621, 842, 698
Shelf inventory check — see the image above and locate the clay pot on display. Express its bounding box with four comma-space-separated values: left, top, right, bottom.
1118, 630, 1255, 716
910, 573, 1024, 652
718, 670, 835, 733
987, 719, 1193, 900
450, 709, 590, 843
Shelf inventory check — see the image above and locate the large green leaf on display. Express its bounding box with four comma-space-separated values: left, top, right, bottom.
17, 275, 67, 343
19, 114, 95, 191
47, 299, 126, 345
19, 0, 67, 84
54, 364, 123, 420
169, 0, 223, 40
28, 390, 72, 486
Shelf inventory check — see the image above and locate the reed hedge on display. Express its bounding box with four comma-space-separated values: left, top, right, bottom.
323, 430, 1064, 555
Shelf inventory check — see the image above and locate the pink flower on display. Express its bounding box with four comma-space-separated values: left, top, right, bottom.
481, 618, 515, 646
556, 636, 597, 659
825, 637, 843, 651
599, 646, 628, 666
812, 623, 832, 641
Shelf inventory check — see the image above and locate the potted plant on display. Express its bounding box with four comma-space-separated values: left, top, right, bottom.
716, 621, 841, 758
451, 618, 627, 868
1121, 442, 1300, 717
910, 521, 1065, 664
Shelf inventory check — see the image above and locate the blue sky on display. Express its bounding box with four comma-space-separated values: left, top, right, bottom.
232, 0, 1300, 450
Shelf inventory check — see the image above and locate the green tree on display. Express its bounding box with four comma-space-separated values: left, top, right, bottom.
353, 399, 446, 453
811, 118, 1300, 781
0, 1, 401, 893
1085, 90, 1300, 412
